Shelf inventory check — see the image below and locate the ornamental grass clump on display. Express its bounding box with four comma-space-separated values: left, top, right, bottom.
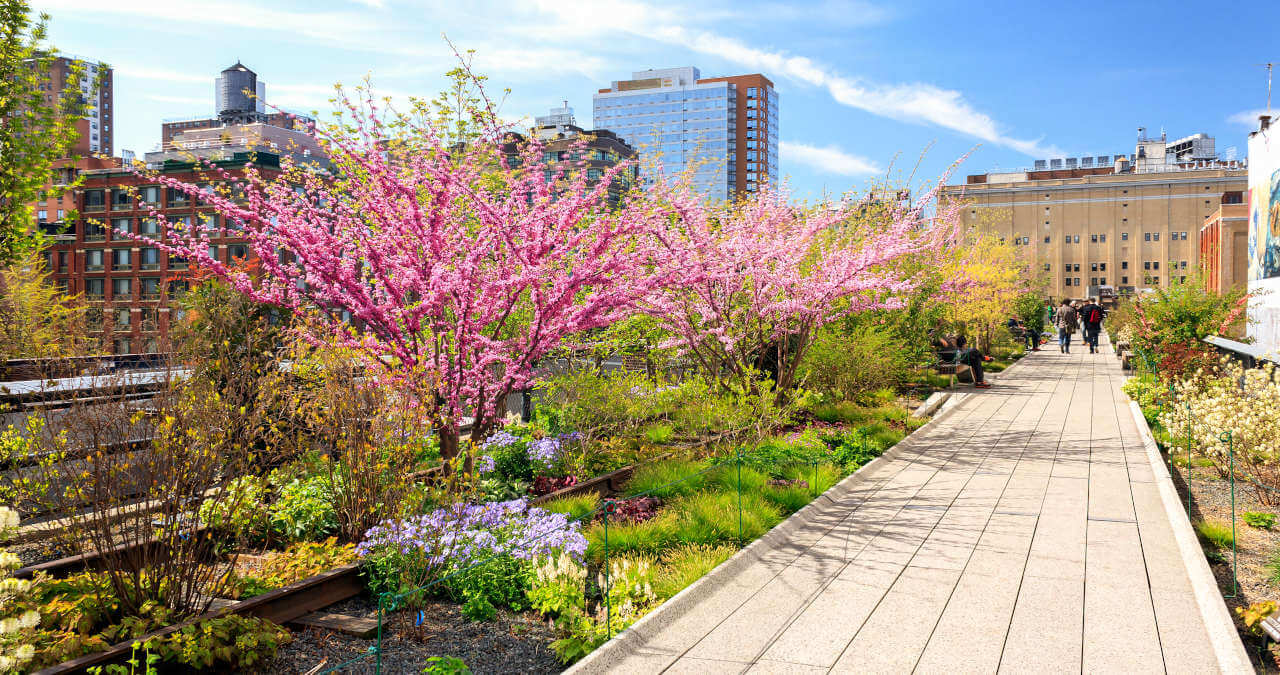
357, 498, 587, 607
1160, 359, 1280, 504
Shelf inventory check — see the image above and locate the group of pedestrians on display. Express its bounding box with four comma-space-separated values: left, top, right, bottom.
1052, 297, 1106, 354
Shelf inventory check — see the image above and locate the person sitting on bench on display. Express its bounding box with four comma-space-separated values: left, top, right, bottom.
954, 335, 991, 389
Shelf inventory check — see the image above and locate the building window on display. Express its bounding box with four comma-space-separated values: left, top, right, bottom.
1153, 261, 1160, 270
1074, 277, 1081, 286
85, 190, 106, 210
114, 307, 131, 328
166, 187, 189, 206
1180, 260, 1187, 269
1044, 235, 1050, 243
1091, 277, 1098, 286
85, 278, 104, 299
110, 217, 130, 236
1044, 263, 1051, 271
1099, 233, 1106, 243
1073, 264, 1081, 272
1144, 232, 1151, 242
1180, 231, 1188, 240
85, 221, 106, 241
1122, 276, 1129, 284
229, 244, 249, 260
1122, 261, 1129, 269
1091, 234, 1098, 243
85, 249, 104, 271
111, 248, 130, 271
111, 277, 131, 299
140, 277, 160, 300
167, 280, 189, 300
1144, 261, 1151, 270
1121, 232, 1128, 241
1100, 277, 1107, 285
112, 190, 131, 208
139, 186, 161, 204
113, 337, 131, 355
1065, 235, 1071, 244
1100, 262, 1106, 271
1073, 235, 1080, 243
1091, 262, 1098, 271
1064, 277, 1072, 286
140, 247, 160, 270
1153, 232, 1160, 241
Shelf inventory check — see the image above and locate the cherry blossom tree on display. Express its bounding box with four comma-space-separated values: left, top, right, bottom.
643, 185, 961, 400
130, 88, 682, 465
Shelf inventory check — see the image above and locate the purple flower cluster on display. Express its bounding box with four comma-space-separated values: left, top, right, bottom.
526, 438, 561, 469
481, 431, 519, 452
476, 454, 496, 474
356, 498, 587, 571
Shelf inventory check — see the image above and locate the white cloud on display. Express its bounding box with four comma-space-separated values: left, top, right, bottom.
527, 0, 1058, 157
780, 140, 880, 176
1229, 109, 1271, 127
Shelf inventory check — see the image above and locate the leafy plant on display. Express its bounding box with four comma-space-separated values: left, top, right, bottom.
1237, 601, 1278, 636
423, 656, 473, 674
228, 538, 356, 599
148, 615, 290, 670
798, 324, 916, 404
270, 475, 340, 542
461, 592, 497, 622
1244, 512, 1277, 530
643, 423, 675, 445
197, 476, 271, 543
608, 497, 662, 524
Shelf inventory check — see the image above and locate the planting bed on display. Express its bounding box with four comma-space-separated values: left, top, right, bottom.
1169, 458, 1280, 670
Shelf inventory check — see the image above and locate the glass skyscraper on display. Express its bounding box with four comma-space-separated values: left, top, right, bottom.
594, 67, 776, 202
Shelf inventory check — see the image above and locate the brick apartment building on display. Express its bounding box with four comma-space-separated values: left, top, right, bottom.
47, 153, 282, 354
1198, 203, 1250, 294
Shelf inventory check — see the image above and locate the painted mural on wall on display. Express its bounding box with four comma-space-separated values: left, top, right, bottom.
1250, 166, 1280, 281
1248, 127, 1280, 356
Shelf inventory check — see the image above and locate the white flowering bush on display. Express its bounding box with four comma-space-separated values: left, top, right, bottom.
0, 505, 38, 672
1160, 359, 1280, 504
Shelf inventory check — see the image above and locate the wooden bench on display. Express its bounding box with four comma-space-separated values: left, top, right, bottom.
933, 350, 973, 386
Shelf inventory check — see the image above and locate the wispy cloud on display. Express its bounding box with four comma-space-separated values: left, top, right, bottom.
780, 140, 880, 176
1229, 108, 1270, 127
527, 0, 1057, 157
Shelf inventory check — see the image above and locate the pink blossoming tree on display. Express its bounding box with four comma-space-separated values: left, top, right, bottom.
132, 88, 682, 465
643, 186, 961, 400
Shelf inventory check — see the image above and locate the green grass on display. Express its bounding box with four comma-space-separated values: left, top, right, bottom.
1267, 547, 1280, 586
761, 484, 814, 514
653, 544, 736, 599
643, 422, 675, 445
985, 361, 1008, 373
1169, 455, 1214, 469
705, 464, 770, 493
669, 491, 783, 545
1194, 519, 1236, 550
864, 423, 906, 449
777, 463, 841, 494
539, 493, 600, 522
811, 402, 906, 426
623, 459, 710, 499
584, 512, 679, 562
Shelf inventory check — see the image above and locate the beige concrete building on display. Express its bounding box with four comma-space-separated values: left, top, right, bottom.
942, 132, 1246, 300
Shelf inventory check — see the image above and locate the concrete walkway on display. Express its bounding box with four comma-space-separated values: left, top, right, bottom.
574, 335, 1247, 674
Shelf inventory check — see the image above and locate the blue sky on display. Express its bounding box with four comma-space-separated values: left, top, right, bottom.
32, 0, 1280, 200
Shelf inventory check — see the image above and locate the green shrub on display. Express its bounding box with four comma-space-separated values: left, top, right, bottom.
540, 494, 601, 522
624, 459, 709, 499
270, 475, 339, 542
823, 428, 884, 471
198, 475, 271, 542
1194, 519, 1235, 549
643, 423, 675, 445
1244, 512, 1277, 530
669, 492, 782, 546
653, 544, 735, 599
865, 424, 905, 450
151, 615, 290, 670
798, 324, 915, 403
461, 592, 498, 622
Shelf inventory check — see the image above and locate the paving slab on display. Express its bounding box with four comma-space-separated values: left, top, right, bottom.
567, 335, 1246, 674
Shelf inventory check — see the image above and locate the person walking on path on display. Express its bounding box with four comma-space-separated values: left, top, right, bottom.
1055, 299, 1079, 353
1079, 297, 1105, 353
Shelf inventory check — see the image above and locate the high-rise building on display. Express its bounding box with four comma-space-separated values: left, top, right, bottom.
942, 129, 1246, 300
593, 67, 776, 201
506, 104, 638, 206
37, 55, 113, 156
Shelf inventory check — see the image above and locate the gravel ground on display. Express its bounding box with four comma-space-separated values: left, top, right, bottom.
262, 596, 562, 674
1174, 457, 1280, 669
